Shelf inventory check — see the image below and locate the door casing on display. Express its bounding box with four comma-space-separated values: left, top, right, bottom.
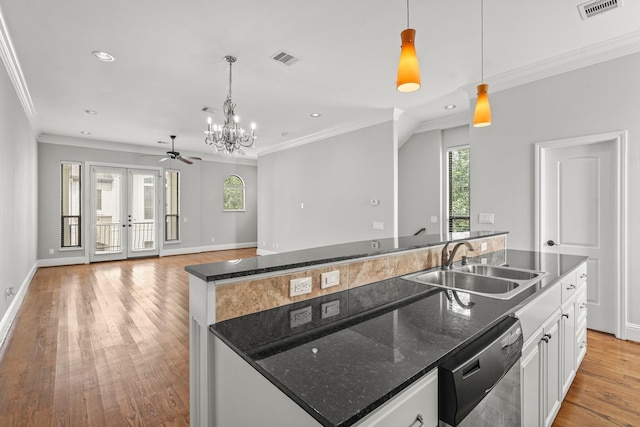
534, 130, 627, 339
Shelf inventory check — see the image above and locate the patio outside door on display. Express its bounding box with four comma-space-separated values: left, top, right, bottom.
90, 166, 160, 262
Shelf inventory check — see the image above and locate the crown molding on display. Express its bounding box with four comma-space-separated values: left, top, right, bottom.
255, 109, 395, 157
37, 134, 257, 166
462, 30, 640, 97
415, 111, 470, 134
0, 5, 38, 132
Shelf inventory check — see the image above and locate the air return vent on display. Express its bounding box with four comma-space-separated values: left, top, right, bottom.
578, 0, 622, 20
271, 51, 299, 66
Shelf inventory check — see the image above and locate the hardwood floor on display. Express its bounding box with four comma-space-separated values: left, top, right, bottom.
553, 330, 640, 427
1, 250, 638, 426
0, 249, 256, 427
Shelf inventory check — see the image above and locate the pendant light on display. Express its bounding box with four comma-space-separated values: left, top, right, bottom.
473, 0, 492, 127
396, 0, 421, 92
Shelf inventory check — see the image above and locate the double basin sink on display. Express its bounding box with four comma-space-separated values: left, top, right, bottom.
403, 263, 548, 300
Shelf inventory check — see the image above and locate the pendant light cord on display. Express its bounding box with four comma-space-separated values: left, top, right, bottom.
406, 0, 410, 28
480, 0, 484, 82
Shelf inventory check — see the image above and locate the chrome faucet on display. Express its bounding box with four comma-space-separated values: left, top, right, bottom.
441, 240, 476, 270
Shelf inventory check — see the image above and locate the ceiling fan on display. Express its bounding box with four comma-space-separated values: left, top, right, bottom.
158, 135, 201, 165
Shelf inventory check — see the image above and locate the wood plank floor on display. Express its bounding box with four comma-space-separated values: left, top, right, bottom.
0, 249, 256, 427
0, 249, 638, 426
553, 330, 640, 427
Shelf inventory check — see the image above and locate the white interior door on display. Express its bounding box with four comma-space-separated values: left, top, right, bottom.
90, 166, 160, 262
539, 139, 617, 334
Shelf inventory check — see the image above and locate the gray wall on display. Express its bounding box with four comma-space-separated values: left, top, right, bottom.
257, 122, 395, 253
37, 142, 257, 260
468, 52, 640, 326
398, 129, 442, 237
0, 60, 38, 325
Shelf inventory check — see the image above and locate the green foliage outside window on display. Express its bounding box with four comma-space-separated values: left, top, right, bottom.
223, 175, 245, 211
449, 148, 470, 232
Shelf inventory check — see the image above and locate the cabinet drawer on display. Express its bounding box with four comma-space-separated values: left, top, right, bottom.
576, 263, 588, 288
516, 282, 561, 341
561, 270, 578, 303
354, 369, 437, 427
576, 325, 587, 367
576, 287, 588, 324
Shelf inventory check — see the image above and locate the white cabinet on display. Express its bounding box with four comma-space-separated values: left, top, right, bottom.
518, 261, 587, 427
354, 369, 438, 427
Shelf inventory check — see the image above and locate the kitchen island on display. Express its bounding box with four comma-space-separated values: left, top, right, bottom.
185, 233, 586, 426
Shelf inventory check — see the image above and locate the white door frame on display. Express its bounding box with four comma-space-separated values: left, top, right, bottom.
85, 161, 164, 262
534, 130, 628, 340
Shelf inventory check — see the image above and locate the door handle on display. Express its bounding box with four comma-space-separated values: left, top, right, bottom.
546, 240, 560, 247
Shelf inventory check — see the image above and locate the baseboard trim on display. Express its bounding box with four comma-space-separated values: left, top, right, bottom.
162, 242, 258, 257
256, 249, 277, 256
37, 256, 88, 267
625, 323, 640, 343
0, 262, 38, 349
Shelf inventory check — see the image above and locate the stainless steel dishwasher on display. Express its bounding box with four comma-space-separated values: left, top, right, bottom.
438, 316, 523, 427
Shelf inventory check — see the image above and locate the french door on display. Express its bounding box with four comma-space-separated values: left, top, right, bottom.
90, 166, 161, 262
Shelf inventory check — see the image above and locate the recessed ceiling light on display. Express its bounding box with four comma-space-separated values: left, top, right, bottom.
92, 51, 115, 62
310, 113, 321, 118
80, 131, 92, 135
84, 109, 97, 115
444, 104, 457, 110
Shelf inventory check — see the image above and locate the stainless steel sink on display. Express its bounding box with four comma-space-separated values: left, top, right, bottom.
402, 264, 547, 300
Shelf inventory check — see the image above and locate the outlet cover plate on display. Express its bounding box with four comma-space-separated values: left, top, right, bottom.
321, 270, 340, 289
290, 277, 312, 297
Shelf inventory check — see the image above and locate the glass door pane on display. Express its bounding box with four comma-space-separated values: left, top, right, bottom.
128, 170, 158, 257
91, 167, 126, 261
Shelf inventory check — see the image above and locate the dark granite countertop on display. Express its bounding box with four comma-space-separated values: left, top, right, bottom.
210, 249, 587, 427
185, 231, 507, 281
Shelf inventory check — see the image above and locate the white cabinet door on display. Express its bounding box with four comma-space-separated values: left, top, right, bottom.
542, 312, 562, 427
561, 299, 577, 398
521, 332, 543, 427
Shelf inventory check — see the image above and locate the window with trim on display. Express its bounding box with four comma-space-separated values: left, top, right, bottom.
223, 175, 245, 211
61, 162, 82, 247
447, 146, 470, 233
165, 170, 180, 241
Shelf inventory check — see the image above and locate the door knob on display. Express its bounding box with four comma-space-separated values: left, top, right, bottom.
546, 240, 560, 247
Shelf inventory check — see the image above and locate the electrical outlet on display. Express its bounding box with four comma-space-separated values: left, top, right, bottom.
5, 286, 15, 300
290, 306, 312, 328
372, 221, 384, 230
290, 277, 312, 297
321, 270, 340, 289
48, 248, 54, 255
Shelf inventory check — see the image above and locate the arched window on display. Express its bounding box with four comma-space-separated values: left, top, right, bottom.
223, 175, 245, 211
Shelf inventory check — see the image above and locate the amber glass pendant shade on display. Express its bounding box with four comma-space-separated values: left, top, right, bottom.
473, 83, 492, 127
396, 28, 421, 92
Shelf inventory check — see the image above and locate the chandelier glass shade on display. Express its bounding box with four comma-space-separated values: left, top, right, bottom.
205, 55, 256, 155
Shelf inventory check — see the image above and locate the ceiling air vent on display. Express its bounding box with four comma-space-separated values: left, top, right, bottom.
578, 0, 622, 20
271, 51, 299, 66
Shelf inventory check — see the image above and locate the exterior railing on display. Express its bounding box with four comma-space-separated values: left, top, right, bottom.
95, 221, 155, 253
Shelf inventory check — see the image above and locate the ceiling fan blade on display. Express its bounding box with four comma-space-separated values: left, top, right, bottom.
159, 157, 170, 162
177, 156, 193, 165
185, 156, 202, 161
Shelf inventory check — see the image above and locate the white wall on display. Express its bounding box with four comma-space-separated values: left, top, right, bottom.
468, 52, 640, 328
257, 121, 396, 253
37, 142, 257, 261
0, 56, 38, 338
398, 129, 442, 237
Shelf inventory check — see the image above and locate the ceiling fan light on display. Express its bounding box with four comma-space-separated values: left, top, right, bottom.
396, 28, 421, 93
473, 84, 492, 127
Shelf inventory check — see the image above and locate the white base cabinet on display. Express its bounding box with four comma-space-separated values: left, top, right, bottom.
517, 261, 587, 427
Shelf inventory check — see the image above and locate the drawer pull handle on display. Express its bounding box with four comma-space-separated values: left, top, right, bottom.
562, 313, 569, 319
580, 273, 588, 279
410, 413, 424, 427
566, 284, 576, 290
542, 333, 552, 343
580, 303, 588, 309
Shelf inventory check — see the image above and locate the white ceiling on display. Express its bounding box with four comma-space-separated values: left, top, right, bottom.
1, 0, 640, 160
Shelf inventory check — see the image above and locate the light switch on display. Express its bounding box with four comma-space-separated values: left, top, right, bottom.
321, 270, 340, 289
478, 213, 494, 224
373, 221, 384, 230
430, 216, 438, 224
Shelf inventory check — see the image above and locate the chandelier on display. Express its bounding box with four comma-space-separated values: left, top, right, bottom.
204, 55, 256, 155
